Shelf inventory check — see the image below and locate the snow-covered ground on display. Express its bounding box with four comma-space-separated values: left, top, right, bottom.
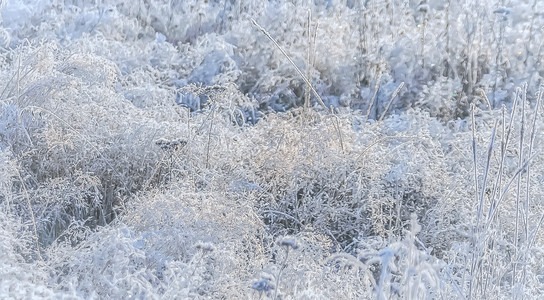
1, 0, 544, 298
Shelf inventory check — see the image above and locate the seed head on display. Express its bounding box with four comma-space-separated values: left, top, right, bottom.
195, 241, 215, 252
252, 277, 275, 292
278, 237, 299, 250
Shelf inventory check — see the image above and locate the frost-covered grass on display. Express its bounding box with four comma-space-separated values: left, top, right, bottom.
1, 0, 544, 299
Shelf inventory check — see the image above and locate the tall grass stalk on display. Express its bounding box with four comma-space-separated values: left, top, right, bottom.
16, 168, 42, 261
206, 106, 216, 168
486, 154, 536, 228
469, 110, 497, 298
331, 106, 344, 152
365, 72, 382, 120
304, 9, 311, 111
419, 4, 428, 69
444, 0, 451, 76
250, 18, 327, 111
524, 0, 539, 68
492, 6, 507, 108
521, 85, 542, 291
469, 103, 478, 298
379, 82, 404, 121
489, 89, 519, 217
513, 84, 526, 289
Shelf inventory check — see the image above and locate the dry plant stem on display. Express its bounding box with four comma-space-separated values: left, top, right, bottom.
473, 14, 483, 97
489, 90, 519, 213
261, 210, 304, 228
477, 120, 497, 229
521, 85, 542, 286
312, 21, 318, 71
206, 107, 215, 169
331, 106, 344, 152
394, 180, 401, 236
468, 105, 480, 297
379, 82, 404, 121
14, 57, 34, 147
522, 210, 544, 295
486, 105, 505, 227
474, 117, 534, 297
356, 6, 366, 85
513, 85, 527, 288
471, 104, 479, 230
1, 51, 36, 100
250, 18, 328, 111
187, 108, 191, 141
273, 247, 289, 300
366, 73, 382, 119
304, 9, 311, 111
528, 212, 544, 250
16, 169, 42, 261
421, 11, 426, 69
485, 153, 537, 229
17, 55, 21, 100
469, 109, 497, 299
493, 14, 506, 108
499, 106, 506, 208
465, 11, 474, 104
524, 0, 538, 67
445, 0, 451, 75
326, 253, 377, 288
478, 89, 492, 109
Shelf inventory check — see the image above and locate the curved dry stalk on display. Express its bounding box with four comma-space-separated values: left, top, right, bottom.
251, 18, 328, 111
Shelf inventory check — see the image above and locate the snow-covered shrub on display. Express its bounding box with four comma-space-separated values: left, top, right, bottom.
0, 208, 62, 298
238, 109, 453, 253
3, 0, 542, 118
0, 42, 192, 244
1, 1, 544, 299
